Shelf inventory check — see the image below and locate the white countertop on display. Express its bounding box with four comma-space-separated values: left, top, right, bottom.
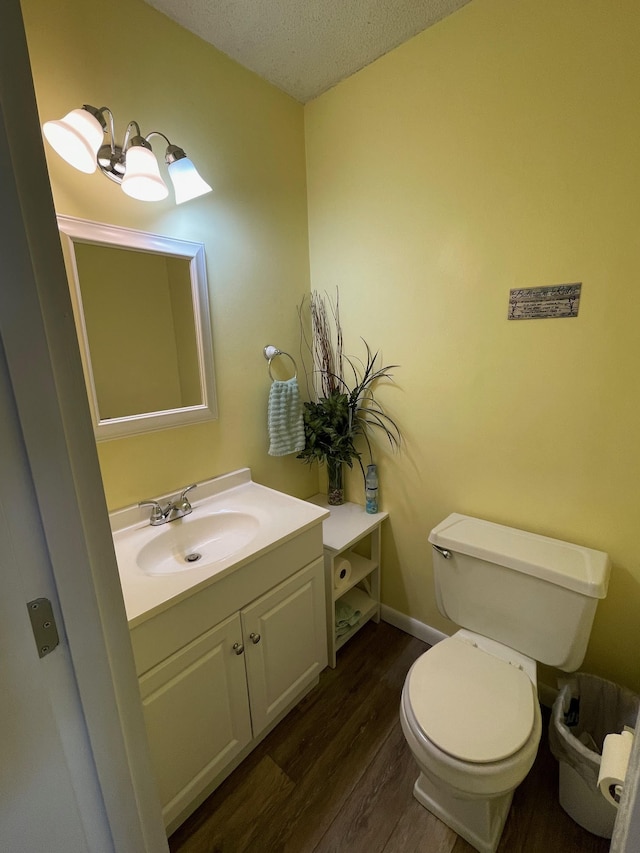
110, 469, 328, 627
307, 494, 388, 552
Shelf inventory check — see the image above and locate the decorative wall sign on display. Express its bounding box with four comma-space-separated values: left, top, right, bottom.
508, 283, 581, 320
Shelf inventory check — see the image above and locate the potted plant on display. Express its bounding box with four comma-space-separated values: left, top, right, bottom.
297, 290, 400, 505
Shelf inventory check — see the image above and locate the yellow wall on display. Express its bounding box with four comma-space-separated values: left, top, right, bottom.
21, 0, 640, 692
21, 0, 317, 509
305, 0, 640, 692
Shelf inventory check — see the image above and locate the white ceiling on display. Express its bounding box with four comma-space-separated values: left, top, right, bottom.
143, 0, 472, 103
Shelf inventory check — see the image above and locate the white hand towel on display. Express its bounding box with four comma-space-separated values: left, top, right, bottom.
268, 377, 305, 456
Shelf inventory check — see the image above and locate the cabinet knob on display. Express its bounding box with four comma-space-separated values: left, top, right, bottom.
232, 642, 244, 655
249, 632, 261, 645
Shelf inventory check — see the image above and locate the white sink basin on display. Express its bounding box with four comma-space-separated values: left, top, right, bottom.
136, 511, 260, 576
109, 468, 329, 626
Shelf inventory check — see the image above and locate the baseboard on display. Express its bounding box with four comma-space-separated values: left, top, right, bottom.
380, 604, 557, 707
380, 604, 447, 647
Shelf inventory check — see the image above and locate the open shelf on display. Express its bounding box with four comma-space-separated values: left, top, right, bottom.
331, 551, 377, 601
308, 497, 388, 669
335, 591, 378, 651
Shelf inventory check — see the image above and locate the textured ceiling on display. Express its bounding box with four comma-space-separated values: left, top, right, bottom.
143, 0, 473, 103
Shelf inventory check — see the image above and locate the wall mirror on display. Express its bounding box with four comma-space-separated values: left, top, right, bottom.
58, 215, 217, 440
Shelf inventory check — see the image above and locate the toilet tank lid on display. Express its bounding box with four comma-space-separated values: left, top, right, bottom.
428, 514, 610, 598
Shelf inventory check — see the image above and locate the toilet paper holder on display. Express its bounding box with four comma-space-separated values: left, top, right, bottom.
598, 727, 635, 808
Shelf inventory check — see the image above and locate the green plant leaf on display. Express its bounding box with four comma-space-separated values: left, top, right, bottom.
297, 290, 401, 472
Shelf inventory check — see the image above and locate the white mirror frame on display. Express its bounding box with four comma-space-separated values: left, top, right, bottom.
57, 215, 217, 441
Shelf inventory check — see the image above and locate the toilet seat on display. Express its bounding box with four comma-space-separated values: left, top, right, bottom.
407, 636, 536, 764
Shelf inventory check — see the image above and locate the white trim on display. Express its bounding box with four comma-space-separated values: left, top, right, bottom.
0, 324, 113, 851
1, 3, 167, 850
56, 215, 217, 441
380, 604, 447, 647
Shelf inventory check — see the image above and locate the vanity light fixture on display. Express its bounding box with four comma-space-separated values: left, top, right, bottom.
42, 104, 212, 205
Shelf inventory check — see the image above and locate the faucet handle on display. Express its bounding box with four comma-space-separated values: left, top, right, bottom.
177, 483, 197, 509
180, 483, 197, 499
139, 499, 164, 524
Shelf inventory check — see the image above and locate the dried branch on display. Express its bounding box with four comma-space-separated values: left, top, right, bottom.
297, 289, 401, 469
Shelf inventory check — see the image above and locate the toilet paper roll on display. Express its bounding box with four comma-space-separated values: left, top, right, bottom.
333, 558, 352, 591
598, 730, 634, 808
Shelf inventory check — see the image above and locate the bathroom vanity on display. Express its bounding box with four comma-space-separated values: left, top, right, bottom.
110, 470, 329, 833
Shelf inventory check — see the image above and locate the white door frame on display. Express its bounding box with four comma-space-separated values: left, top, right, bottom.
0, 2, 168, 850
0, 301, 114, 852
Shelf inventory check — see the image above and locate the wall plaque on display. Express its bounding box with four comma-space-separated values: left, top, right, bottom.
508, 283, 581, 320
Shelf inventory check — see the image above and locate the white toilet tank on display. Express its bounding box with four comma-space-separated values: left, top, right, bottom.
428, 514, 610, 671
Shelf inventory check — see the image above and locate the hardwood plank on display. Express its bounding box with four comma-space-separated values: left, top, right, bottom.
315, 721, 457, 853
168, 754, 294, 852
252, 629, 426, 851
266, 624, 424, 784
384, 799, 459, 853
450, 835, 485, 853
170, 622, 422, 853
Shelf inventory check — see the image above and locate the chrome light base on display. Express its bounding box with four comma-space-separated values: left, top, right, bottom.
97, 142, 126, 183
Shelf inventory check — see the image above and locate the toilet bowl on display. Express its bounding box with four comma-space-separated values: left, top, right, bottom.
400, 513, 611, 853
400, 631, 542, 853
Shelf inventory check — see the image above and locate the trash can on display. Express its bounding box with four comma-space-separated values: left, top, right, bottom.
549, 673, 639, 838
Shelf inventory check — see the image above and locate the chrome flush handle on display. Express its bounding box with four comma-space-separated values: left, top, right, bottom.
432, 544, 452, 559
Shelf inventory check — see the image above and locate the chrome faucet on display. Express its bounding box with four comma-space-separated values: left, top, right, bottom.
139, 484, 197, 526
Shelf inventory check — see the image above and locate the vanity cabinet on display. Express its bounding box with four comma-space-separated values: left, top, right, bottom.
129, 531, 326, 834
138, 612, 252, 827
241, 561, 326, 735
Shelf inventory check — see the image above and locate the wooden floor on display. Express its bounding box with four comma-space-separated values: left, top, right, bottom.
169, 621, 611, 853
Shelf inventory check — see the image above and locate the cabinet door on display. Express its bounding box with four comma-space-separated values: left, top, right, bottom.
242, 557, 327, 736
138, 612, 251, 828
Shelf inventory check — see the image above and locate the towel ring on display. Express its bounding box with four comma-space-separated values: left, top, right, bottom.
263, 345, 298, 380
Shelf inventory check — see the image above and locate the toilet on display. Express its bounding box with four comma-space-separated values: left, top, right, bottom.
400, 513, 610, 853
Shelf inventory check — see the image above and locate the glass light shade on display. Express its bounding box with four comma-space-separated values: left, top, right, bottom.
42, 108, 104, 174
167, 157, 213, 204
121, 145, 168, 201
